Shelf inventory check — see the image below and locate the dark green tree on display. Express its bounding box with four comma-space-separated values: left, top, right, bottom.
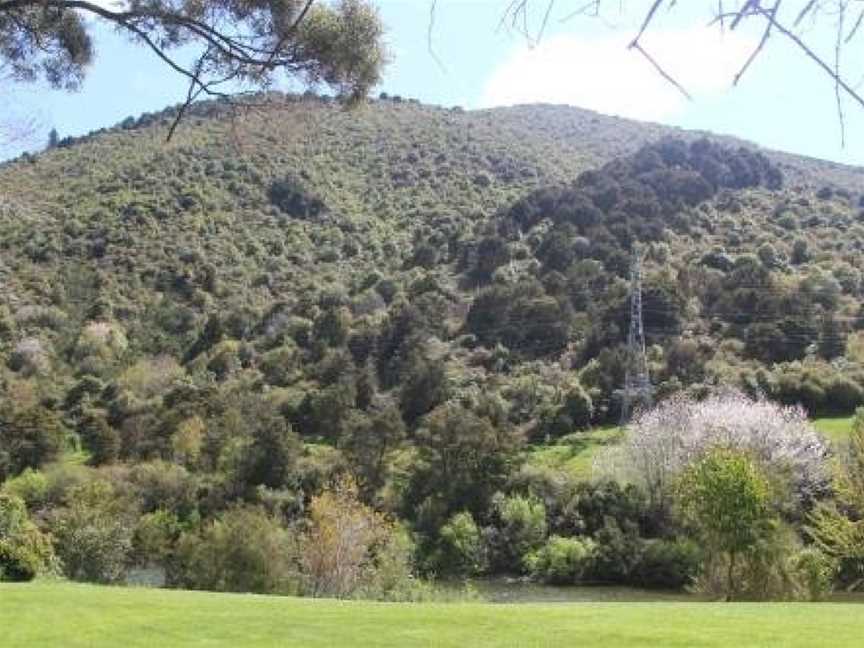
0, 406, 66, 481
1, 0, 387, 137
404, 402, 523, 529
79, 410, 120, 466
238, 412, 302, 490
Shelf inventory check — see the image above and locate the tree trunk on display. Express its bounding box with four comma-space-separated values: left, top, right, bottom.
726, 552, 736, 602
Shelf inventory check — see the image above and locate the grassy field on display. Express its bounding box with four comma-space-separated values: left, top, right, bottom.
3, 582, 864, 647
813, 416, 855, 444
525, 426, 622, 478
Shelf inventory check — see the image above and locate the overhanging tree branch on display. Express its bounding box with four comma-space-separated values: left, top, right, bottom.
0, 0, 387, 140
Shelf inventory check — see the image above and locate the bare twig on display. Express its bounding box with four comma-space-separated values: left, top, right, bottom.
427, 0, 446, 71
756, 4, 864, 111
834, 1, 847, 147
630, 41, 693, 101
630, 0, 667, 46
734, 0, 782, 86
794, 0, 819, 26
846, 6, 864, 43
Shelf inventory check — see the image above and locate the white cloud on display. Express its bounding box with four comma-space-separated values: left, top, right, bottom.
480, 28, 757, 121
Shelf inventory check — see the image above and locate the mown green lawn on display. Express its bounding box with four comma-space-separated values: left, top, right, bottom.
813, 416, 855, 445
3, 582, 863, 647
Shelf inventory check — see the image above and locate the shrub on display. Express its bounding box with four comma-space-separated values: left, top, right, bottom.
487, 493, 547, 573
300, 477, 400, 598
1, 468, 49, 509
174, 506, 298, 594
49, 480, 136, 584
525, 536, 597, 584
268, 175, 325, 219
633, 538, 701, 589
541, 385, 593, 437
588, 518, 643, 583
436, 511, 487, 577
0, 493, 57, 582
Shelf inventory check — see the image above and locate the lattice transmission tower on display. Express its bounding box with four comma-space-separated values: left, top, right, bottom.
619, 248, 653, 425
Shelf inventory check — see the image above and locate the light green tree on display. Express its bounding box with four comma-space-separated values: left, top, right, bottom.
676, 448, 774, 601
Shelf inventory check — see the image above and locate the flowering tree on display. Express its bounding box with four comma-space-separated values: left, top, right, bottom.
600, 390, 829, 511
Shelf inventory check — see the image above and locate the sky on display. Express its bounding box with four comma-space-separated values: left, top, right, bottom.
4, 0, 863, 166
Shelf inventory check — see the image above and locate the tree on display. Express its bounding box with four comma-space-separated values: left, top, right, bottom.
676, 448, 774, 601
0, 0, 387, 138
404, 402, 523, 528
339, 407, 406, 498
78, 410, 120, 466
808, 409, 864, 588
46, 127, 59, 149
605, 390, 828, 512
0, 405, 67, 481
49, 480, 136, 583
0, 493, 56, 581
237, 412, 302, 490
173, 505, 297, 594
300, 476, 391, 598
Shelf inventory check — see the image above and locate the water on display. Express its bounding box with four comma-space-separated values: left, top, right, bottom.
466, 578, 864, 604
467, 578, 697, 603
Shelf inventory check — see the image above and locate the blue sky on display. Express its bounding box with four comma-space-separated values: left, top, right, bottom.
5, 0, 863, 166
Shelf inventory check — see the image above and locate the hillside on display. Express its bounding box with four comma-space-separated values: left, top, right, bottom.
1, 97, 862, 424
2, 96, 864, 595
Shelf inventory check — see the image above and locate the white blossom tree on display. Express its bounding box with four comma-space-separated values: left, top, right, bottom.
599, 389, 829, 511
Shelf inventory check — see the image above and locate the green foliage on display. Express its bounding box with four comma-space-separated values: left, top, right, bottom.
525, 535, 597, 585
0, 493, 56, 581
676, 448, 790, 600
237, 412, 302, 491
435, 511, 487, 577
174, 506, 298, 594
0, 405, 67, 481
0, 0, 386, 103
633, 539, 701, 590
0, 94, 861, 600
807, 409, 864, 586
1, 468, 49, 509
677, 449, 772, 557
405, 403, 523, 529
540, 384, 594, 438
486, 492, 547, 573
78, 410, 120, 466
269, 175, 326, 219
49, 480, 136, 584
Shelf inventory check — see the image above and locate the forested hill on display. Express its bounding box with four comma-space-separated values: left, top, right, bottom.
1, 94, 864, 473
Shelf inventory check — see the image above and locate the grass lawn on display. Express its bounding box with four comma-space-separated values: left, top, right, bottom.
525, 426, 622, 479
2, 582, 864, 647
813, 416, 855, 445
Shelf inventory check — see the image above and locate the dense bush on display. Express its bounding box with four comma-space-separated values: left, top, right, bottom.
174, 505, 298, 594
434, 511, 487, 577
525, 536, 597, 584
0, 406, 67, 481
0, 493, 56, 581
49, 480, 135, 584
633, 539, 701, 589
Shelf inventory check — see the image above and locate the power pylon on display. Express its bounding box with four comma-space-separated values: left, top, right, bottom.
619, 248, 653, 425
